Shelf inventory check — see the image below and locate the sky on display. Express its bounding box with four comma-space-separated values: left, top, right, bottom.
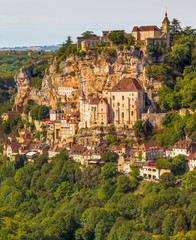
0, 0, 195, 47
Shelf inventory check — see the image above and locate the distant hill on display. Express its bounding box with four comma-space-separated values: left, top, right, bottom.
0, 44, 62, 52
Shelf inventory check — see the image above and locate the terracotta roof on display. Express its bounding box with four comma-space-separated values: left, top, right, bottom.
59, 83, 77, 88
187, 153, 196, 160
8, 143, 22, 152
89, 97, 101, 105
139, 142, 163, 151
132, 26, 160, 32
132, 26, 140, 32
110, 78, 143, 92
173, 140, 192, 150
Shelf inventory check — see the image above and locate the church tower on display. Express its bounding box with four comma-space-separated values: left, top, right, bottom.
162, 12, 170, 45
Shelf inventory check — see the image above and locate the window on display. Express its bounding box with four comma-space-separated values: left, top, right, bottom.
113, 96, 115, 100
122, 112, 124, 118
122, 104, 124, 107
122, 96, 124, 100
131, 111, 133, 116
117, 102, 120, 106
113, 104, 115, 107
101, 108, 103, 111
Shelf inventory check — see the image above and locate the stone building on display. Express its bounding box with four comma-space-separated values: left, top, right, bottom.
135, 142, 164, 162
79, 91, 109, 128
60, 112, 78, 142
132, 12, 170, 45
107, 78, 145, 128
77, 31, 109, 51
58, 83, 78, 98
50, 109, 64, 121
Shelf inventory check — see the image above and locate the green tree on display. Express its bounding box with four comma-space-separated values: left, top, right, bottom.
54, 181, 71, 200
108, 30, 125, 45
127, 35, 135, 46
170, 18, 182, 35
99, 163, 117, 181
159, 172, 176, 189
82, 31, 97, 38
101, 151, 119, 163
38, 105, 49, 120
174, 214, 188, 235
106, 134, 118, 145
172, 155, 186, 175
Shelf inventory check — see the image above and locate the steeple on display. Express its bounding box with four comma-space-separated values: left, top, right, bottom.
162, 11, 170, 25
162, 11, 170, 45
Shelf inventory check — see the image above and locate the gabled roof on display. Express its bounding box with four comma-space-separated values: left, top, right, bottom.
139, 142, 163, 151
110, 78, 143, 92
132, 25, 160, 32
173, 140, 192, 150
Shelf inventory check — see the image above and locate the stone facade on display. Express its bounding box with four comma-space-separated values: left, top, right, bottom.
132, 12, 170, 46
107, 78, 145, 128
79, 78, 145, 129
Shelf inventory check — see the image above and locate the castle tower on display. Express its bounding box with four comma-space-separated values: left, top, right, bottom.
162, 12, 170, 45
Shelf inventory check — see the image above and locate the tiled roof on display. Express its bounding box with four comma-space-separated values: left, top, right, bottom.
173, 140, 192, 149
139, 142, 163, 151
132, 26, 160, 32
110, 78, 143, 92
59, 83, 77, 88
8, 143, 22, 152
89, 97, 101, 105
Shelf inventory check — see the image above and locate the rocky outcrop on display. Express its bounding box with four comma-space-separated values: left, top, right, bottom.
14, 48, 162, 112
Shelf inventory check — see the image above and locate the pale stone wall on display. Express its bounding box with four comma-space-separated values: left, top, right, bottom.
108, 90, 144, 128
81, 39, 102, 51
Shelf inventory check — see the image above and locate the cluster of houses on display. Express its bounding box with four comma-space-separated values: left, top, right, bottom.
46, 77, 145, 144
3, 134, 196, 180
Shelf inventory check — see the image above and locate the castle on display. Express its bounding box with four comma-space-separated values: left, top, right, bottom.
132, 12, 170, 46
77, 13, 170, 51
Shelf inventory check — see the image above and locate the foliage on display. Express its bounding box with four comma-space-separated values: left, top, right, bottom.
102, 151, 119, 163
0, 154, 193, 239
106, 134, 118, 145
81, 31, 97, 38
0, 51, 51, 75
155, 112, 196, 147
127, 35, 135, 46
159, 172, 176, 189
30, 104, 50, 120
108, 30, 125, 45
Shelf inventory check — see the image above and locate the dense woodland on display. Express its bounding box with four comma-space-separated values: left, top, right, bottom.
0, 19, 195, 239
0, 154, 195, 240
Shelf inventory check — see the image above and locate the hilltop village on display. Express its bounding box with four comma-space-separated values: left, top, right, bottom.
1, 12, 196, 181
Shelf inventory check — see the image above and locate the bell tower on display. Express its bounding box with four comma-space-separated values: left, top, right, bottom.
162, 12, 170, 45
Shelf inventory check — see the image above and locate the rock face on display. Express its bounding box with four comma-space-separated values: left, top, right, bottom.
14, 48, 161, 112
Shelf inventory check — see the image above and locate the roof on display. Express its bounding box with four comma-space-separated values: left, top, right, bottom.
110, 78, 143, 92
8, 143, 22, 152
59, 83, 77, 88
89, 97, 101, 105
132, 26, 160, 32
173, 140, 192, 150
162, 12, 170, 24
139, 142, 163, 151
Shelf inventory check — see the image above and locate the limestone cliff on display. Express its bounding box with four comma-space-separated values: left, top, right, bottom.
14, 48, 161, 112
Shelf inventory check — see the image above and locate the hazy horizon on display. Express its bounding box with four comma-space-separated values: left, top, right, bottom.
0, 0, 195, 48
